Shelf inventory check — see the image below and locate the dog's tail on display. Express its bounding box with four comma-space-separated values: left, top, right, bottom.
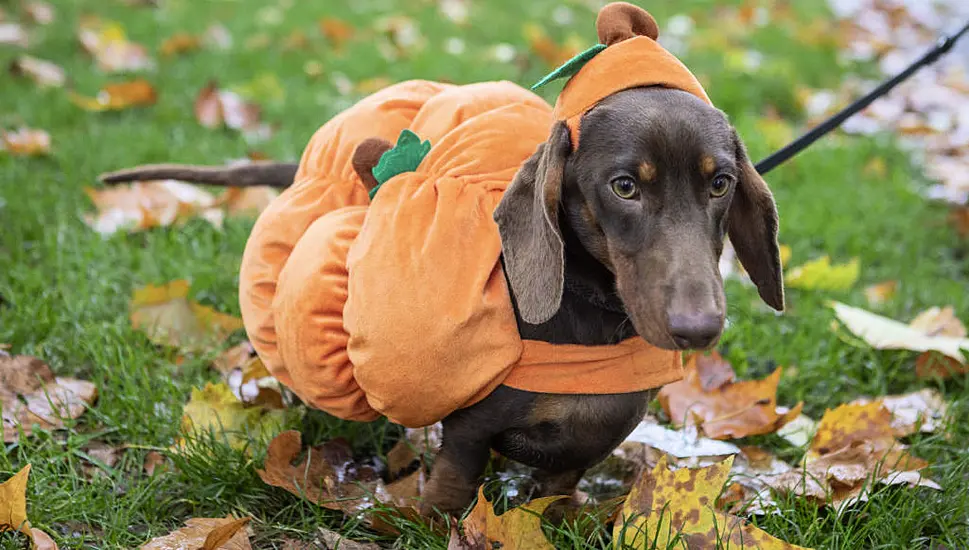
98, 162, 300, 189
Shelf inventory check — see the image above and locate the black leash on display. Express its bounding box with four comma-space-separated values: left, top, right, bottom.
755, 19, 969, 175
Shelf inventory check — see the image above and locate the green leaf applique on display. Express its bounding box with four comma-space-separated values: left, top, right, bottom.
531, 43, 607, 91
369, 129, 432, 199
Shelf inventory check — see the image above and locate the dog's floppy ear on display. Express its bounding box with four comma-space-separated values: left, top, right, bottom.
727, 131, 785, 311
494, 121, 571, 325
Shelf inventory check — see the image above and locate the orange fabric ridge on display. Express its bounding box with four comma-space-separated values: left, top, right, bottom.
237, 2, 705, 428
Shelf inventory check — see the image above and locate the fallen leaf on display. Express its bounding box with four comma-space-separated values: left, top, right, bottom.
831, 301, 969, 365
69, 79, 157, 111
179, 382, 290, 450
785, 256, 860, 291
915, 351, 969, 379
623, 419, 740, 465
320, 17, 355, 51
950, 207, 969, 238
217, 187, 278, 217
0, 465, 31, 536
194, 81, 266, 137
385, 423, 442, 478
23, 1, 55, 25
32, 528, 58, 549
203, 24, 233, 50
84, 180, 221, 235
129, 280, 243, 351
849, 388, 948, 437
909, 306, 966, 337
257, 430, 382, 514
449, 487, 565, 550
80, 442, 121, 479
864, 280, 898, 307
374, 16, 424, 61
212, 342, 257, 376
140, 516, 251, 550
1, 355, 97, 442
775, 410, 818, 447
159, 33, 200, 57
658, 352, 803, 440
767, 401, 939, 510
522, 23, 580, 67
10, 55, 66, 88
1, 127, 51, 156
0, 23, 28, 48
77, 17, 154, 73
143, 451, 166, 476
613, 456, 809, 549
281, 529, 379, 550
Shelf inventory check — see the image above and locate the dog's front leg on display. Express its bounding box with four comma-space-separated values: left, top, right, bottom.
533, 467, 586, 498
419, 422, 492, 517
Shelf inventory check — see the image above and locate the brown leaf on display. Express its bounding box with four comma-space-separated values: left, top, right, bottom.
1, 127, 51, 156
80, 442, 122, 479
129, 280, 243, 352
140, 516, 251, 549
83, 180, 221, 235
281, 529, 379, 550
143, 451, 166, 476
909, 306, 966, 338
319, 17, 355, 51
950, 207, 969, 239
69, 79, 157, 112
193, 81, 264, 135
522, 23, 580, 67
77, 17, 153, 73
386, 423, 442, 478
159, 33, 200, 57
257, 430, 380, 514
212, 342, 256, 376
31, 528, 58, 550
449, 487, 565, 550
915, 351, 969, 379
850, 389, 948, 437
24, 1, 55, 25
695, 352, 736, 391
658, 352, 803, 439
217, 187, 279, 217
10, 55, 66, 88
1, 355, 97, 442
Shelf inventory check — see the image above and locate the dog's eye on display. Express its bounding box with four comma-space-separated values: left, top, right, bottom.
710, 175, 732, 198
611, 177, 638, 199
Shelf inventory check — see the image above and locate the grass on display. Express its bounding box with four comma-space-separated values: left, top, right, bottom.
1, 0, 968, 548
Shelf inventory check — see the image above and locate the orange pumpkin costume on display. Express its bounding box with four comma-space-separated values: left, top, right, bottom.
237, 2, 712, 428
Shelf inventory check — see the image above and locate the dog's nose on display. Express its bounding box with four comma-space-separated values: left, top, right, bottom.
668, 312, 722, 349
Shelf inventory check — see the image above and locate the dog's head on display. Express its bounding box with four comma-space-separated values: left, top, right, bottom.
494, 86, 783, 351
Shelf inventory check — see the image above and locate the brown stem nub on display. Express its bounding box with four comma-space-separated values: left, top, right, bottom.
596, 2, 659, 45
97, 162, 300, 189
352, 137, 394, 192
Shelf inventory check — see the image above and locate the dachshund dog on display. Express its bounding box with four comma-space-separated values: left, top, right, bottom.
101, 85, 783, 516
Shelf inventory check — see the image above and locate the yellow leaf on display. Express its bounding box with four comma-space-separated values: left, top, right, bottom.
179, 383, 288, 450
69, 79, 157, 112
785, 256, 860, 291
779, 244, 792, 268
830, 302, 969, 364
450, 486, 566, 549
129, 281, 243, 352
0, 464, 31, 537
614, 456, 810, 549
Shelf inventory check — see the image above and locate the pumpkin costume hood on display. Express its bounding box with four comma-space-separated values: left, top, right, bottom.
238, 2, 712, 428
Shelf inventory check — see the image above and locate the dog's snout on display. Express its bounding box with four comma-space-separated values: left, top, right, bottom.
667, 311, 722, 350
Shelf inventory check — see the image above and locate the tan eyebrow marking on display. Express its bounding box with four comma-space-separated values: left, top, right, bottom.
638, 161, 656, 183
700, 155, 716, 177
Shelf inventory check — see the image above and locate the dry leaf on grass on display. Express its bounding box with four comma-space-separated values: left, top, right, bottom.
143, 450, 166, 476
850, 388, 948, 437
23, 1, 55, 25
385, 423, 442, 478
766, 402, 939, 510
658, 352, 803, 440
1, 127, 51, 156
216, 186, 279, 217
140, 516, 251, 550
129, 280, 243, 352
281, 529, 379, 550
69, 79, 157, 112
211, 342, 283, 407
0, 22, 29, 48
522, 23, 581, 67
194, 81, 269, 140
1, 354, 97, 442
613, 456, 809, 549
864, 280, 898, 307
448, 487, 566, 550
374, 15, 425, 61
775, 410, 818, 448
0, 464, 31, 537
10, 55, 66, 88
77, 17, 154, 73
830, 302, 969, 374
319, 17, 355, 51
83, 180, 220, 235
32, 528, 58, 550
785, 256, 860, 291
79, 442, 121, 479
159, 33, 200, 57
178, 382, 291, 451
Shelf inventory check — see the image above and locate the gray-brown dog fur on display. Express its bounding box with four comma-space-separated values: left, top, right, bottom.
97, 85, 784, 518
